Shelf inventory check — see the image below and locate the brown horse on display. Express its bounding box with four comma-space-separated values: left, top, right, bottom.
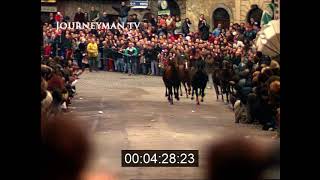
190, 60, 208, 105
178, 64, 191, 98
163, 61, 180, 104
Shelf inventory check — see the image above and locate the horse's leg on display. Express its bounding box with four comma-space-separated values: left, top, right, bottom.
213, 83, 219, 100
167, 87, 171, 102
183, 82, 188, 98
191, 87, 194, 100
169, 86, 173, 104
175, 86, 180, 101
165, 87, 168, 97
201, 87, 205, 102
195, 88, 200, 105
180, 83, 183, 96
220, 82, 225, 102
187, 82, 191, 95
226, 85, 230, 103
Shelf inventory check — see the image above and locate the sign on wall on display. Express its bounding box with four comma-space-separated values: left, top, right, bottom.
158, 10, 170, 16
41, 6, 57, 12
41, 0, 56, 3
130, 0, 149, 9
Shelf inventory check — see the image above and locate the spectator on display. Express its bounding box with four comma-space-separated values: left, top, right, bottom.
74, 7, 85, 22
87, 38, 99, 72
207, 136, 278, 180
198, 14, 209, 40
55, 12, 63, 23
49, 13, 56, 27
112, 1, 131, 25
166, 15, 175, 34
182, 18, 192, 36
84, 12, 89, 23
150, 14, 157, 27
100, 11, 109, 23
124, 42, 138, 76
89, 6, 100, 22
174, 16, 182, 35
212, 23, 222, 37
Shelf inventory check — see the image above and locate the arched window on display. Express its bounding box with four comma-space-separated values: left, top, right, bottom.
167, 0, 180, 17
212, 8, 230, 29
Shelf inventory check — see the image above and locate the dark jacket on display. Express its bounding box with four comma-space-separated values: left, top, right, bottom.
112, 5, 131, 18
145, 48, 158, 63
198, 20, 209, 40
74, 12, 85, 22
182, 20, 191, 35
100, 15, 109, 23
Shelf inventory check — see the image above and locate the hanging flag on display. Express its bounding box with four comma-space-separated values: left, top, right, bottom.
261, 3, 275, 26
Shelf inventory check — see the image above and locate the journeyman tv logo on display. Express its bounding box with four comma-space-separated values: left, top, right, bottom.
56, 22, 140, 30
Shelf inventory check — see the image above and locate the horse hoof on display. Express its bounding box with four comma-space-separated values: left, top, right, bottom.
201, 99, 204, 102
191, 97, 194, 100
197, 102, 200, 105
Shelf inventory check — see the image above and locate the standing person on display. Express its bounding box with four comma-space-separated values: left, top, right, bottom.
174, 16, 182, 35
124, 42, 138, 76
74, 7, 85, 23
55, 12, 63, 23
100, 12, 109, 23
112, 1, 131, 25
84, 12, 89, 23
166, 15, 175, 34
74, 38, 85, 71
182, 18, 192, 36
150, 14, 157, 27
97, 38, 104, 70
198, 14, 209, 41
212, 23, 222, 37
49, 13, 56, 27
89, 6, 100, 22
148, 44, 159, 76
87, 38, 99, 72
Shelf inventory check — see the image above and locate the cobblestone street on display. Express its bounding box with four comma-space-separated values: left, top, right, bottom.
70, 71, 278, 180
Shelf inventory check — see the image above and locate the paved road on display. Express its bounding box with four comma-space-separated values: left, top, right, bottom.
70, 71, 279, 180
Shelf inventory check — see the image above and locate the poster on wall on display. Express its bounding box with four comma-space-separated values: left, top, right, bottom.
130, 0, 149, 9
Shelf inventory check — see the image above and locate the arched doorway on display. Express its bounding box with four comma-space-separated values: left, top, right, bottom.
168, 0, 180, 17
247, 5, 263, 25
212, 8, 230, 29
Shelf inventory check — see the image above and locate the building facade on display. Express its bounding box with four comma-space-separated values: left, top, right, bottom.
43, 0, 278, 31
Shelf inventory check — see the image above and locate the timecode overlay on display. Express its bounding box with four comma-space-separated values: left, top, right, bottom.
122, 150, 199, 167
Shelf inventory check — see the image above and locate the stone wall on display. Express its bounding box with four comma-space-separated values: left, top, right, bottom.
185, 0, 272, 32
56, 0, 186, 22
55, 0, 275, 31
57, 0, 158, 22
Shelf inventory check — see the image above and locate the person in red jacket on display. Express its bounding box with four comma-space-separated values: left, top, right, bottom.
44, 43, 52, 58
55, 12, 63, 23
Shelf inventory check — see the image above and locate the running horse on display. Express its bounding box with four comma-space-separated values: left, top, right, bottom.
163, 60, 180, 104
190, 60, 208, 105
177, 56, 191, 98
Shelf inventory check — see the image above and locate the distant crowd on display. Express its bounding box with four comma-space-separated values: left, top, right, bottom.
41, 2, 279, 135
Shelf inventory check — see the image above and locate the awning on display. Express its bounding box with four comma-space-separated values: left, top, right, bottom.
254, 19, 280, 58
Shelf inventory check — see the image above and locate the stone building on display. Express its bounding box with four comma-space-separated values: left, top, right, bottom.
42, 0, 279, 31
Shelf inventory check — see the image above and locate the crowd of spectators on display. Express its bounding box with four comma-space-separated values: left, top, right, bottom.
41, 4, 280, 134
